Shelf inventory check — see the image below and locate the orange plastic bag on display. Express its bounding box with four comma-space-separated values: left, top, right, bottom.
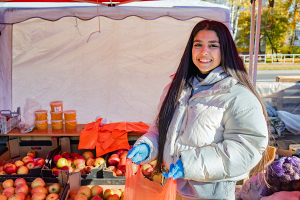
78, 118, 102, 149
124, 159, 177, 200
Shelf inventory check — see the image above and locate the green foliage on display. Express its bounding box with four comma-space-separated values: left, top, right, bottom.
281, 46, 300, 54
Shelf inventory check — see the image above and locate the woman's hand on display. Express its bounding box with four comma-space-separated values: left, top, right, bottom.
127, 143, 150, 164
163, 158, 184, 180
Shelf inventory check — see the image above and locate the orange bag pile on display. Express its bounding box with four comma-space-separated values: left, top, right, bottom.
124, 159, 177, 200
78, 119, 149, 157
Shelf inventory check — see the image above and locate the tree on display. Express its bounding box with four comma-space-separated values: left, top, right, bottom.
236, 1, 289, 54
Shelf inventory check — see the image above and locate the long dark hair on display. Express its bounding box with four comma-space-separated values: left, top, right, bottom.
154, 20, 269, 176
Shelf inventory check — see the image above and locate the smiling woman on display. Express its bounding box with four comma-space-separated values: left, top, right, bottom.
127, 20, 270, 200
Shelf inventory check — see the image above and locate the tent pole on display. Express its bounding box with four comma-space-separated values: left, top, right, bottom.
248, 0, 256, 81
252, 0, 262, 86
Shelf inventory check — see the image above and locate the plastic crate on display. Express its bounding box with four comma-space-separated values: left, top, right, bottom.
0, 107, 21, 134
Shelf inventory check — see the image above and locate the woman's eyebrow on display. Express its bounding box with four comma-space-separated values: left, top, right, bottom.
193, 40, 219, 43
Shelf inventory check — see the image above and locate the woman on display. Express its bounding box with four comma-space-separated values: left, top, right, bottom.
127, 20, 269, 200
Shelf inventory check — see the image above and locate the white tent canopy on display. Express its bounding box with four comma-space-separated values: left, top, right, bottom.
0, 0, 231, 124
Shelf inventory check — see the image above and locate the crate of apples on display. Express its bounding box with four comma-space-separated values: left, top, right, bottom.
0, 150, 45, 176
50, 151, 105, 177
104, 149, 138, 178
0, 177, 65, 200
68, 185, 123, 200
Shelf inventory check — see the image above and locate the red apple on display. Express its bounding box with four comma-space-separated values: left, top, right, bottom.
25, 161, 35, 170
61, 166, 72, 173
52, 169, 61, 176
141, 163, 153, 176
31, 186, 48, 196
60, 152, 71, 159
35, 158, 45, 166
16, 166, 29, 175
70, 153, 80, 159
85, 166, 94, 174
74, 194, 87, 200
86, 158, 95, 166
3, 187, 15, 196
94, 157, 105, 167
66, 158, 74, 166
14, 178, 27, 187
107, 194, 120, 200
4, 164, 17, 174
31, 192, 46, 200
0, 165, 3, 171
103, 189, 114, 200
116, 166, 125, 176
22, 156, 34, 164
52, 155, 62, 165
82, 151, 94, 161
15, 184, 29, 196
74, 156, 85, 166
108, 155, 120, 166
91, 196, 103, 200
0, 194, 8, 200
76, 186, 91, 199
117, 157, 126, 168
119, 151, 128, 159
116, 150, 125, 157
106, 166, 117, 173
69, 191, 77, 198
15, 192, 26, 200
27, 151, 36, 159
46, 193, 59, 200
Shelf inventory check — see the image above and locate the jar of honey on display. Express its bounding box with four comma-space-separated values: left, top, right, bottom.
35, 120, 48, 130
65, 120, 77, 130
50, 101, 63, 112
34, 110, 48, 121
64, 110, 77, 121
50, 111, 63, 120
51, 120, 63, 130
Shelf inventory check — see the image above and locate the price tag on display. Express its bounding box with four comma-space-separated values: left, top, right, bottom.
54, 106, 62, 112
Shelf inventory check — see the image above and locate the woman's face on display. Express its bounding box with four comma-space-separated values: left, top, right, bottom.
192, 29, 221, 74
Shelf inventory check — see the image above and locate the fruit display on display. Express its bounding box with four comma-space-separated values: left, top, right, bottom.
50, 151, 105, 176
0, 151, 45, 176
0, 177, 64, 200
67, 185, 124, 200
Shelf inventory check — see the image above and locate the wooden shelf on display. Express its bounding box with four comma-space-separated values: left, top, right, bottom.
2, 124, 145, 137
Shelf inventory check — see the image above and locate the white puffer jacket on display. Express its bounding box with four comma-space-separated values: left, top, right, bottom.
135, 66, 268, 188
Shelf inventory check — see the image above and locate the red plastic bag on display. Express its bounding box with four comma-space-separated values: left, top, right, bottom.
124, 159, 177, 200
78, 118, 102, 149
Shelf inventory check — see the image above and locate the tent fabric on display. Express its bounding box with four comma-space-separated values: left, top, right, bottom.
0, 1, 231, 124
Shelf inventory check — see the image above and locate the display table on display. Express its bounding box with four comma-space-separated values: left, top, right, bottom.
2, 124, 145, 137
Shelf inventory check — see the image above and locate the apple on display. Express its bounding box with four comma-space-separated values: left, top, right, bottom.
61, 152, 71, 159
16, 166, 29, 175
25, 161, 35, 170
85, 166, 94, 174
108, 155, 120, 166
73, 194, 87, 200
132, 163, 138, 174
25, 195, 30, 200
31, 178, 45, 188
61, 166, 72, 173
91, 196, 103, 200
22, 156, 34, 164
70, 153, 80, 159
31, 192, 46, 200
15, 184, 29, 196
119, 151, 128, 159
94, 157, 105, 167
56, 158, 68, 168
107, 194, 120, 200
82, 151, 94, 161
149, 160, 157, 166
103, 189, 114, 200
69, 191, 77, 198
112, 189, 122, 198
35, 158, 45, 167
14, 178, 27, 187
106, 166, 117, 173
7, 194, 22, 200
76, 186, 91, 199
0, 194, 7, 200
66, 158, 74, 166
117, 157, 126, 168
74, 156, 85, 166
141, 163, 153, 176
15, 192, 26, 200
116, 150, 125, 157
3, 187, 15, 196
0, 171, 7, 175
86, 158, 95, 166
4, 164, 17, 174
52, 169, 61, 176
3, 191, 13, 198
27, 151, 36, 159
116, 166, 125, 176
52, 155, 62, 165
48, 183, 60, 194
14, 161, 24, 168
0, 165, 3, 171
75, 163, 85, 170
90, 185, 103, 197
31, 186, 48, 196
46, 193, 59, 200
3, 180, 14, 189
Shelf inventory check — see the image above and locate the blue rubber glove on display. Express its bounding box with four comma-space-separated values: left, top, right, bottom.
162, 158, 184, 180
127, 143, 150, 165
